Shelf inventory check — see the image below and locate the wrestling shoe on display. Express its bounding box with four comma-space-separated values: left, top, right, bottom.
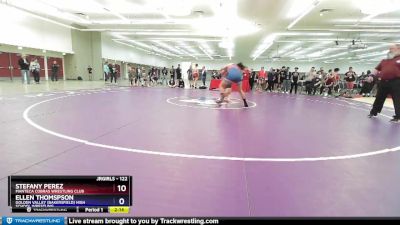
390, 118, 400, 123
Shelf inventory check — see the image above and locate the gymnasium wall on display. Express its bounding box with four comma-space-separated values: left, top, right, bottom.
101, 34, 170, 68
0, 4, 73, 54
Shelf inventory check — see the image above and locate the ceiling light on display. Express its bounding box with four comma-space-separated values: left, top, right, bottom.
114, 40, 178, 58
308, 52, 323, 58
191, 18, 260, 38
353, 0, 400, 20
152, 41, 184, 57
287, 0, 320, 29
7, 0, 92, 24
1, 3, 77, 29
276, 32, 334, 36
252, 42, 273, 60
286, 0, 316, 19
103, 8, 130, 22
147, 0, 192, 17
198, 46, 213, 60
219, 39, 235, 49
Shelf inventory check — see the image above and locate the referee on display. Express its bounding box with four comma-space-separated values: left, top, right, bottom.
369, 44, 400, 123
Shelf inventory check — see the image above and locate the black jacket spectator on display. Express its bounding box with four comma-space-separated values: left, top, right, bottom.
176, 67, 182, 80
18, 58, 29, 70
52, 64, 59, 74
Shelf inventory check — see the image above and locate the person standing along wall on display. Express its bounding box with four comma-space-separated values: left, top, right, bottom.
110, 64, 117, 84
51, 61, 59, 82
290, 67, 300, 94
305, 67, 316, 95
256, 67, 266, 92
103, 62, 110, 82
170, 66, 176, 80
128, 66, 135, 87
267, 69, 275, 92
187, 67, 193, 88
18, 54, 30, 84
30, 58, 40, 84
282, 66, 291, 93
344, 67, 356, 97
249, 69, 256, 90
135, 67, 141, 86
192, 64, 199, 89
332, 68, 341, 96
201, 66, 207, 87
162, 67, 168, 86
87, 65, 93, 81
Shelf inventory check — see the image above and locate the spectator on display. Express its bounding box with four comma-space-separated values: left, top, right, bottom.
150, 67, 157, 86
275, 69, 282, 92
201, 66, 207, 87
135, 67, 141, 86
30, 58, 40, 84
344, 67, 357, 97
110, 64, 117, 84
290, 67, 300, 94
168, 78, 176, 88
18, 54, 30, 84
313, 73, 323, 95
211, 71, 218, 79
103, 62, 110, 82
267, 69, 275, 92
256, 67, 267, 92
249, 69, 256, 90
178, 79, 185, 88
187, 67, 193, 88
323, 72, 335, 96
87, 65, 93, 81
176, 64, 182, 80
332, 68, 341, 95
282, 66, 291, 93
371, 71, 380, 97
192, 64, 199, 89
162, 67, 168, 85
317, 67, 326, 79
170, 66, 176, 80
108, 62, 113, 82
141, 67, 147, 87
51, 61, 59, 82
360, 70, 374, 97
305, 67, 316, 95
128, 66, 135, 87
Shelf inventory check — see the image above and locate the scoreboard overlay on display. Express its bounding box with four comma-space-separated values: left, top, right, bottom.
8, 176, 132, 213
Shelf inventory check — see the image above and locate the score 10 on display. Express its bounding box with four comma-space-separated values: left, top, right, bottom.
113, 176, 130, 194
113, 179, 131, 206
